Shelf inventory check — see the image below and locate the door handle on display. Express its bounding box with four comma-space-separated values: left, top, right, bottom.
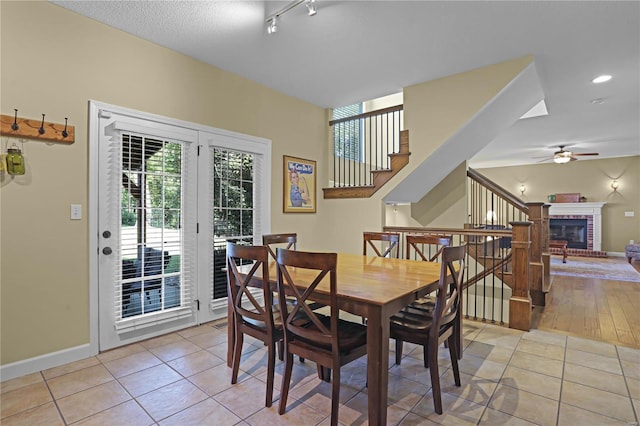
103, 247, 113, 255
103, 230, 111, 238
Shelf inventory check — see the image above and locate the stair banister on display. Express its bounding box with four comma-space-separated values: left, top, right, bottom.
509, 221, 533, 331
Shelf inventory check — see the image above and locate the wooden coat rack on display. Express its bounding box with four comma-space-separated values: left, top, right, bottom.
1, 113, 75, 144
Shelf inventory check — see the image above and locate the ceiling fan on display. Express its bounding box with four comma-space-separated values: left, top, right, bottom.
539, 145, 600, 164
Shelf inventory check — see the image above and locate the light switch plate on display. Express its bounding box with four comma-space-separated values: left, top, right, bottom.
625, 211, 635, 217
70, 204, 82, 220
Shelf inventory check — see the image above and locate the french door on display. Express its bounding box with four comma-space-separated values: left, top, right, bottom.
92, 102, 270, 351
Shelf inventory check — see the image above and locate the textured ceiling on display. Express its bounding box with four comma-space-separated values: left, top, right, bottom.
52, 0, 640, 168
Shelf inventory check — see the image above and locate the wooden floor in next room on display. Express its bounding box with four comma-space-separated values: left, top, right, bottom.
532, 256, 640, 349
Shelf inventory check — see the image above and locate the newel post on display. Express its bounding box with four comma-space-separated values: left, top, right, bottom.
509, 221, 532, 331
542, 204, 551, 280
526, 203, 546, 306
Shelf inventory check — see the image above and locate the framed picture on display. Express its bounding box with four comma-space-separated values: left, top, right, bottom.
283, 155, 316, 213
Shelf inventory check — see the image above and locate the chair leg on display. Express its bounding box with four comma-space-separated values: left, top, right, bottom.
277, 340, 284, 361
266, 342, 276, 407
448, 335, 461, 387
423, 346, 429, 369
395, 338, 403, 365
428, 343, 443, 414
330, 365, 340, 426
231, 327, 243, 384
317, 365, 331, 382
278, 351, 294, 415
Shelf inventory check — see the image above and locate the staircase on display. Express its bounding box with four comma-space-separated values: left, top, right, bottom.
323, 105, 410, 199
323, 131, 410, 198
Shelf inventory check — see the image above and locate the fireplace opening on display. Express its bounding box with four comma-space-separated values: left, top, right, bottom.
550, 219, 588, 249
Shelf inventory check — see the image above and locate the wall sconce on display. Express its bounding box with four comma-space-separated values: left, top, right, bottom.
611, 180, 619, 191
520, 184, 526, 195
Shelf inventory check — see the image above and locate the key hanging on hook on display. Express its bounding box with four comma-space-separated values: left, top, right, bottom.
62, 118, 69, 138
11, 109, 19, 131
38, 114, 45, 135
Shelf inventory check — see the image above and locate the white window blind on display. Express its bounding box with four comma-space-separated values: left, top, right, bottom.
108, 129, 197, 332
332, 103, 363, 161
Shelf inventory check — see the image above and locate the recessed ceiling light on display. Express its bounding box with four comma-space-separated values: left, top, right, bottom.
590, 98, 605, 104
592, 75, 612, 84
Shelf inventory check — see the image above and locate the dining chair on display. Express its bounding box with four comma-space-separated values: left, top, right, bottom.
262, 233, 297, 261
264, 233, 324, 321
363, 231, 400, 258
403, 233, 453, 314
226, 242, 282, 408
389, 244, 467, 414
275, 248, 368, 426
406, 233, 452, 262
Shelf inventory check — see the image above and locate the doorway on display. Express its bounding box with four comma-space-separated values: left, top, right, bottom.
89, 101, 271, 351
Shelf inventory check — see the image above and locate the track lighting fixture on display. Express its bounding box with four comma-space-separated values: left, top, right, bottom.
306, 0, 317, 16
265, 0, 317, 35
267, 17, 278, 34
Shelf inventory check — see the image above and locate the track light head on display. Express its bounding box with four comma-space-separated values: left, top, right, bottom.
306, 0, 317, 16
267, 17, 278, 34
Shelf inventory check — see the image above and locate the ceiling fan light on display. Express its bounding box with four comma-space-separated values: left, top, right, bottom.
554, 156, 571, 164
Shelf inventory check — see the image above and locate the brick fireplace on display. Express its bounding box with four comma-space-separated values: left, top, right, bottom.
548, 202, 606, 257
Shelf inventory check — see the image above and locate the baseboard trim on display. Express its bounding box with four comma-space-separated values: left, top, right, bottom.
1, 343, 96, 382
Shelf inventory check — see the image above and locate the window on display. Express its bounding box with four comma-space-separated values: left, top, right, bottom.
120, 134, 186, 318
211, 148, 256, 300
332, 103, 363, 161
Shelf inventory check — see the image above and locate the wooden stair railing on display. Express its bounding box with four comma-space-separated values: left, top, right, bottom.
467, 168, 550, 306
323, 130, 410, 199
384, 225, 532, 330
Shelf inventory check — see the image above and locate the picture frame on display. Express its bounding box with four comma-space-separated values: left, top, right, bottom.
283, 155, 316, 213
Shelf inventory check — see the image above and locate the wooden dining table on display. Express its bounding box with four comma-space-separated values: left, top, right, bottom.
227, 252, 444, 425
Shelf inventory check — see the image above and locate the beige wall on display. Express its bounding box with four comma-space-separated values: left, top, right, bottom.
0, 2, 564, 369
476, 156, 640, 252
398, 57, 533, 227
0, 2, 327, 365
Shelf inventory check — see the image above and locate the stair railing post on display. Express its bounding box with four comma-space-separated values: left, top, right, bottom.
526, 202, 546, 306
542, 204, 551, 279
508, 221, 532, 331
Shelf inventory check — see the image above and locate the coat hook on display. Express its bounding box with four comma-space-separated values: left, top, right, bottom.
62, 118, 69, 138
11, 109, 19, 131
38, 114, 46, 135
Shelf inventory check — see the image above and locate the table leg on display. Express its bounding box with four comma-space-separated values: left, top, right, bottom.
366, 306, 388, 425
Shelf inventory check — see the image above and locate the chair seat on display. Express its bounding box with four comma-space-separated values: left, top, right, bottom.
243, 307, 310, 330
408, 296, 435, 312
390, 309, 434, 331
295, 314, 367, 353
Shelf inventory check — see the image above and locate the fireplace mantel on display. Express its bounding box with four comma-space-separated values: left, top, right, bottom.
548, 202, 606, 251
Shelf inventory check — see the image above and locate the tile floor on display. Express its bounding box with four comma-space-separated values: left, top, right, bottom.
1, 319, 639, 425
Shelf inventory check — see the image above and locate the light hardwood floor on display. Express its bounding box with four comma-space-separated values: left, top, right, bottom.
532, 258, 640, 348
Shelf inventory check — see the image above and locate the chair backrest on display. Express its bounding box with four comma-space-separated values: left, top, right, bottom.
226, 242, 275, 331
276, 248, 338, 348
263, 233, 297, 261
431, 244, 467, 338
406, 234, 452, 262
363, 231, 400, 258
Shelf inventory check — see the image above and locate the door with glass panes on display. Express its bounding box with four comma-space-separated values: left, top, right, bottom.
94, 102, 270, 351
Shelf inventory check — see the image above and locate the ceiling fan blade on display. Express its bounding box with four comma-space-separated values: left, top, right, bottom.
572, 152, 599, 156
